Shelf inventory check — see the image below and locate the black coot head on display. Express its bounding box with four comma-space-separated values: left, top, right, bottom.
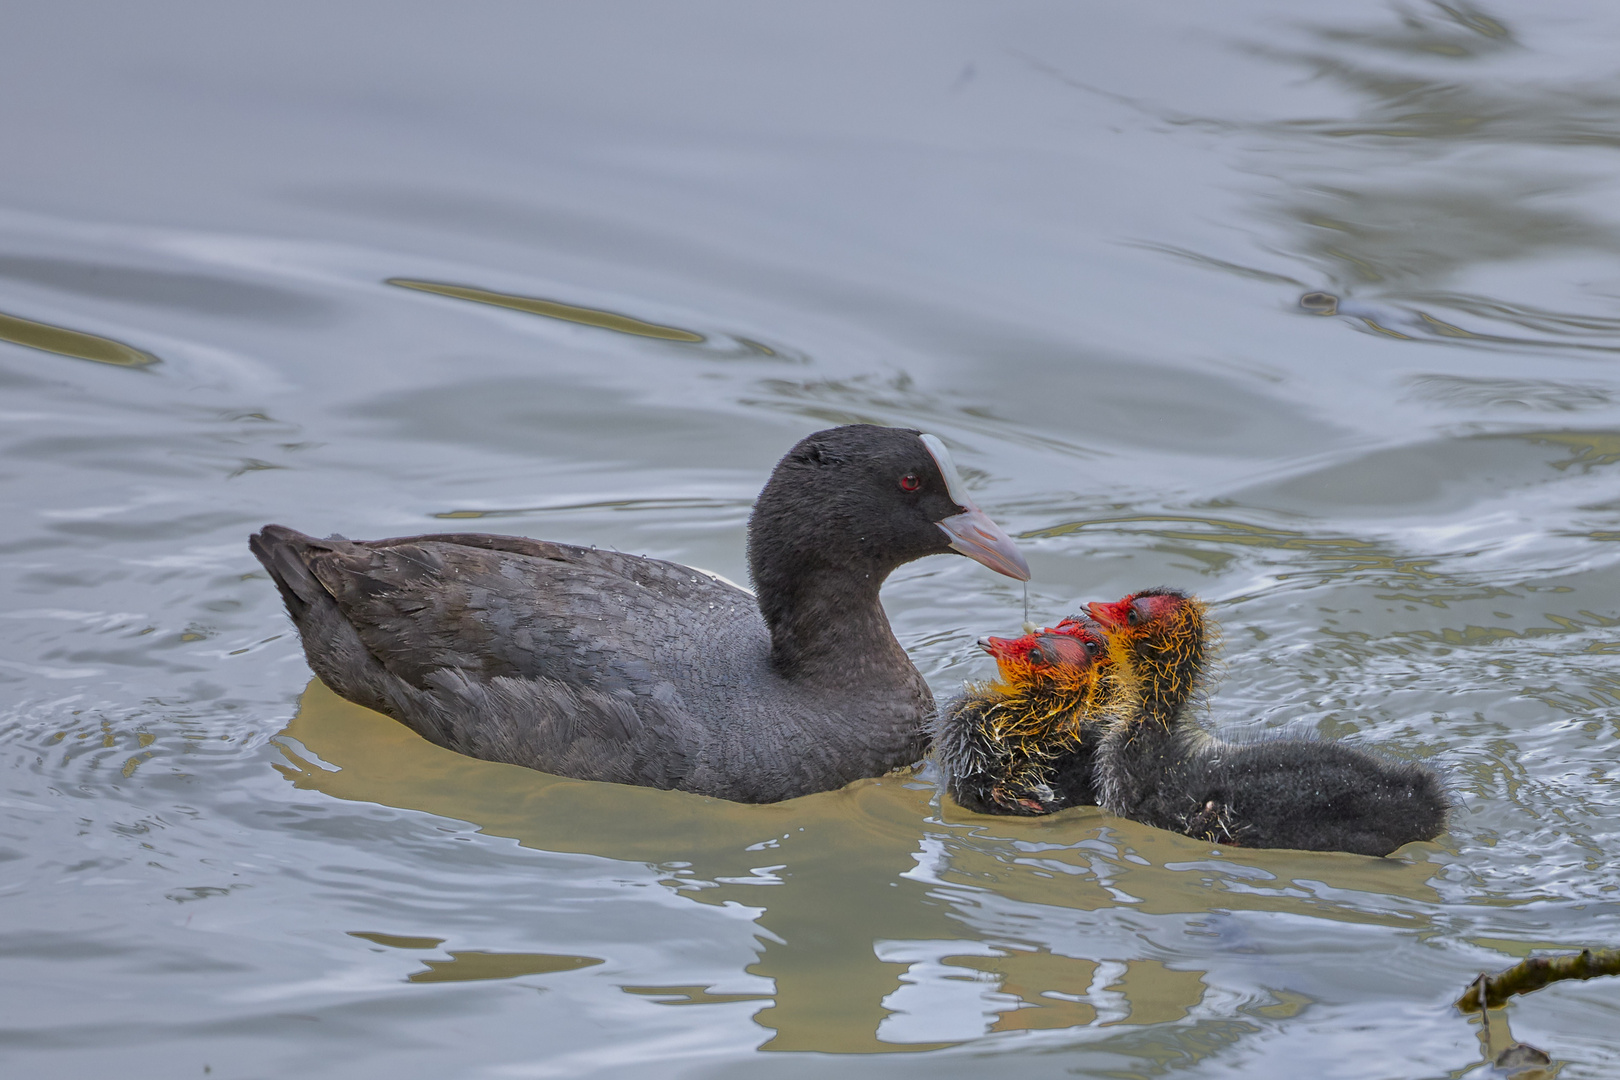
748, 425, 1028, 584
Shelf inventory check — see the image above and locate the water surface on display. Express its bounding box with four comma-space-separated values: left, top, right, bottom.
3, 3, 1620, 1076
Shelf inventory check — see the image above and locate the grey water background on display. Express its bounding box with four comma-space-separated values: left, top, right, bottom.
3, 1, 1619, 1075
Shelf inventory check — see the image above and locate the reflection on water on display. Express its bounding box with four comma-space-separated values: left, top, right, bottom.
350, 929, 604, 983
278, 681, 1450, 1053
1107, 4, 1620, 362
6, 1, 1620, 1076
386, 279, 706, 343
405, 950, 603, 984
0, 307, 158, 367
1405, 376, 1613, 414
1258, 8, 1611, 149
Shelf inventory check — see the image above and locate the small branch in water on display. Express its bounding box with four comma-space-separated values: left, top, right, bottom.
1472, 982, 1553, 1076
1457, 947, 1620, 1012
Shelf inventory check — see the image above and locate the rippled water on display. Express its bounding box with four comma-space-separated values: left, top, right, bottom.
4, 3, 1620, 1076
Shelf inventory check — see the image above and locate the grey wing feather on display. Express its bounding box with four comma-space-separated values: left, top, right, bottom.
301, 532, 753, 690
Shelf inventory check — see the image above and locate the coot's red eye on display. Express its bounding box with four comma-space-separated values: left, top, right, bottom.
899, 473, 921, 492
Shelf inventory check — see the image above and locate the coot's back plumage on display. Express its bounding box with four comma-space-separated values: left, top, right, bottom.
251, 425, 1030, 802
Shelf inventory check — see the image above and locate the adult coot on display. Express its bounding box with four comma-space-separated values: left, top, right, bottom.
1087, 590, 1449, 855
251, 425, 1030, 802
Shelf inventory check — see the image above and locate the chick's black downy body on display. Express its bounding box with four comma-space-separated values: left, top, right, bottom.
1091, 590, 1449, 856
1099, 725, 1448, 853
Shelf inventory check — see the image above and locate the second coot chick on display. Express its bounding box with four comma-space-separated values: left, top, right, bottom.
1089, 590, 1449, 856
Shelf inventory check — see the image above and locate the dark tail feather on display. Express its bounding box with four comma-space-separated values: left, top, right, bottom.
249, 524, 332, 620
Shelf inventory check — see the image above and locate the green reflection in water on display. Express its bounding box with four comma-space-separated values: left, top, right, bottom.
0, 308, 158, 367
1521, 431, 1620, 471
387, 278, 705, 342
623, 984, 774, 1007
407, 950, 602, 984
350, 929, 603, 983
276, 681, 1443, 1055
946, 952, 1209, 1031
350, 930, 445, 950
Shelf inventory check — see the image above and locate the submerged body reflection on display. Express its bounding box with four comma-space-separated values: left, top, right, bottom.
277, 680, 1445, 1052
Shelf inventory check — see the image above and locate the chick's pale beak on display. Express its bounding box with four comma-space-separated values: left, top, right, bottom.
937, 506, 1030, 581
978, 634, 1016, 658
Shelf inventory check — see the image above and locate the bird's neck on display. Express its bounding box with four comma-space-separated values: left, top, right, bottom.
1131, 683, 1188, 729
753, 557, 912, 683
1123, 620, 1207, 728
1095, 634, 1207, 817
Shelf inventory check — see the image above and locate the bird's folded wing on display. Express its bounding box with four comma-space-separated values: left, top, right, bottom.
303, 533, 759, 694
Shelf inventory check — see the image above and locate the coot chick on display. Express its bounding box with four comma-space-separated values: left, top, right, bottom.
1089, 590, 1448, 855
251, 425, 1030, 802
931, 620, 1119, 814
